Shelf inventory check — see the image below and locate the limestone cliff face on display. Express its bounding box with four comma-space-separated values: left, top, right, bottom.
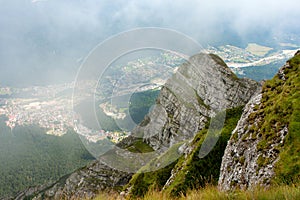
218, 91, 285, 191
218, 92, 279, 190
133, 53, 259, 151
218, 51, 300, 190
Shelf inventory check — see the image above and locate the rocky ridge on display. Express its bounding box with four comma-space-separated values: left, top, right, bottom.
218, 50, 300, 190
134, 53, 259, 151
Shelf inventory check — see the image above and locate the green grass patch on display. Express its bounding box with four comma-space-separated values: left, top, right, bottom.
126, 139, 154, 153
125, 143, 184, 198
95, 184, 300, 200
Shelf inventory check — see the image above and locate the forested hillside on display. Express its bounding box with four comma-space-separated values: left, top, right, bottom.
0, 116, 94, 198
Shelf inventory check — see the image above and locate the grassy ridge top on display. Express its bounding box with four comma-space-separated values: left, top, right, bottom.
271, 53, 300, 184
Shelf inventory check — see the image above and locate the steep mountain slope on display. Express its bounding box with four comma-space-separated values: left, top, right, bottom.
14, 53, 260, 199
219, 51, 300, 190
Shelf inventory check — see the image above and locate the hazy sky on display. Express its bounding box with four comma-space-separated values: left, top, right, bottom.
0, 0, 299, 86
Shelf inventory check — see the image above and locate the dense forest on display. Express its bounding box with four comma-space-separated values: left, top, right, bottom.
0, 116, 94, 198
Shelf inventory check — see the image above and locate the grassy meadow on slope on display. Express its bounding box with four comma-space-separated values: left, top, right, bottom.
95, 184, 300, 200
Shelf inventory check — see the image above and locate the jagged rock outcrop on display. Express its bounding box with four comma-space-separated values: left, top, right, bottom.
218, 51, 300, 190
133, 53, 259, 150
218, 92, 280, 190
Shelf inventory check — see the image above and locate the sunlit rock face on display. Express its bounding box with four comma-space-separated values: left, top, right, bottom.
135, 53, 259, 150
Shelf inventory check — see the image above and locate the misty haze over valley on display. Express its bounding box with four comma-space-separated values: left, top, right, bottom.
0, 0, 299, 86
0, 0, 299, 199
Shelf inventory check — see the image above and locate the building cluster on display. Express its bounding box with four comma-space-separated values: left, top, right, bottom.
207, 45, 256, 63
1, 98, 74, 134
0, 83, 128, 143
74, 123, 128, 143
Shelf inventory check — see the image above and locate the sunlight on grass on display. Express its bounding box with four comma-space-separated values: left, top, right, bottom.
93, 184, 300, 200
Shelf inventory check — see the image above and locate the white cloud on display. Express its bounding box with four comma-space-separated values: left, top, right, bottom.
0, 0, 299, 85
31, 0, 48, 3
